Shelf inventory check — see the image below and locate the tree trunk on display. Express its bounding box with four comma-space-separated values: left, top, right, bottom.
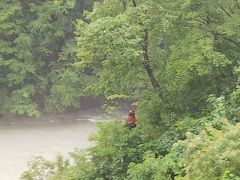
141, 29, 160, 89
129, 1, 167, 109
131, 0, 158, 89
141, 28, 167, 107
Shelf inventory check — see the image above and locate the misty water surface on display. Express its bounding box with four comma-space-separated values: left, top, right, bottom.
0, 111, 111, 180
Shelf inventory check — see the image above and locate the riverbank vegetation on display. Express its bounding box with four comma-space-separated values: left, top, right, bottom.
1, 0, 240, 179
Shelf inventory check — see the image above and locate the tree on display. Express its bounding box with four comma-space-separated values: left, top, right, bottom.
75, 0, 165, 95
0, 0, 96, 116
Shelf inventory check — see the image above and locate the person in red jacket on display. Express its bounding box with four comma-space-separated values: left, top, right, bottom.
127, 109, 137, 130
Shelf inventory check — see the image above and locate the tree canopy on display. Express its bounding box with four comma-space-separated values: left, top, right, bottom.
0, 0, 240, 179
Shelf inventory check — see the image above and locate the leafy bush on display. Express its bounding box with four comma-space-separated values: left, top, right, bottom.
46, 69, 85, 112
21, 121, 144, 180
128, 121, 240, 180
174, 122, 240, 179
21, 156, 69, 180
5, 85, 41, 117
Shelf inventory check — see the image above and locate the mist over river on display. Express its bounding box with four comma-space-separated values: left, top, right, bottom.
0, 111, 112, 180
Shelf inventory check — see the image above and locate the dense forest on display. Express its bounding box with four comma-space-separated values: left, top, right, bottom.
1, 0, 240, 179
0, 0, 97, 116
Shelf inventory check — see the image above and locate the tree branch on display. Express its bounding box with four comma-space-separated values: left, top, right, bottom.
141, 29, 160, 89
218, 3, 232, 17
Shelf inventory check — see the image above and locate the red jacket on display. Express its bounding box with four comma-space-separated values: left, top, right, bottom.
128, 115, 137, 124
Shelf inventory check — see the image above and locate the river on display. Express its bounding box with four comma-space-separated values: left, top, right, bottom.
0, 111, 111, 180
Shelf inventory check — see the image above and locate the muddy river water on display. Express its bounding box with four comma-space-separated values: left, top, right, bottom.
0, 111, 112, 180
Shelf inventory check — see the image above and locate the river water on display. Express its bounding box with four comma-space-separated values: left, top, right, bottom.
0, 111, 111, 180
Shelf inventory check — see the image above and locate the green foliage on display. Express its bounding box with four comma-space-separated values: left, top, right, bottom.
102, 104, 120, 114
174, 122, 240, 179
4, 85, 41, 117
3, 0, 240, 179
86, 122, 143, 179
74, 0, 240, 125
0, 0, 96, 116
46, 68, 85, 112
228, 85, 240, 122
127, 121, 240, 180
1, 0, 239, 119
127, 151, 160, 180
21, 122, 145, 180
21, 115, 240, 180
21, 156, 69, 180
75, 0, 162, 97
222, 171, 240, 180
